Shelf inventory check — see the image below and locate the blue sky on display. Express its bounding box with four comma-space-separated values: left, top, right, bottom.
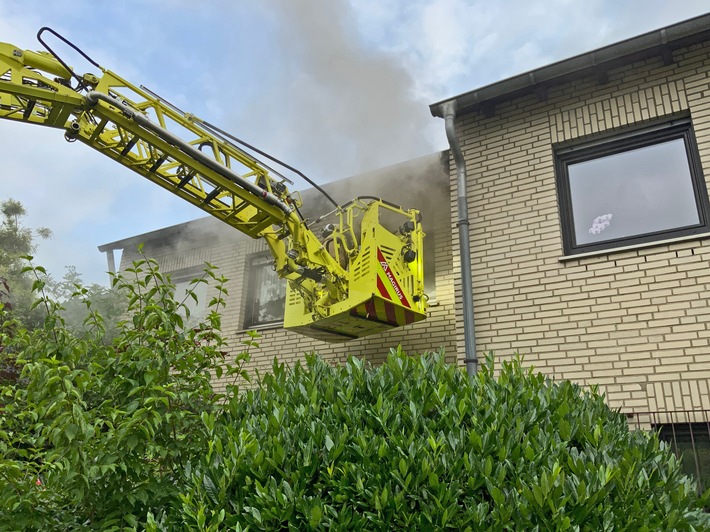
0, 0, 708, 285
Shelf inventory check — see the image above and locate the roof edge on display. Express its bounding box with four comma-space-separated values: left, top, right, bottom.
430, 12, 710, 118
97, 217, 213, 252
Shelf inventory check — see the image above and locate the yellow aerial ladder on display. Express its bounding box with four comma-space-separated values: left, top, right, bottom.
0, 28, 427, 341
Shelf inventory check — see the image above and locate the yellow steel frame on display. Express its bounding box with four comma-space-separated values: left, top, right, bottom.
0, 38, 427, 340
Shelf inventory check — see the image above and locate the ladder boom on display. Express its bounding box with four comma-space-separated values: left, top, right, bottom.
0, 34, 428, 341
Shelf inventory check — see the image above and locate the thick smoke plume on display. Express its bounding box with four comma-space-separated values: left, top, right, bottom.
234, 0, 439, 186
130, 1, 450, 273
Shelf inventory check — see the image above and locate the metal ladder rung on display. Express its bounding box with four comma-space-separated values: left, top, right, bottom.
22, 100, 35, 120
203, 187, 222, 204
224, 199, 250, 219
90, 117, 109, 142
120, 135, 139, 156
148, 154, 168, 173
177, 172, 195, 189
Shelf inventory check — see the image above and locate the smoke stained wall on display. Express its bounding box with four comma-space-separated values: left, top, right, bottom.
111, 151, 450, 271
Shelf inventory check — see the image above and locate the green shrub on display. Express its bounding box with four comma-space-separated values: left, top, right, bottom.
1, 257, 708, 530
175, 351, 709, 531
0, 256, 249, 531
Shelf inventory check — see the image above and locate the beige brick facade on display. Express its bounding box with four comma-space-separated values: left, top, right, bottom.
450, 39, 710, 412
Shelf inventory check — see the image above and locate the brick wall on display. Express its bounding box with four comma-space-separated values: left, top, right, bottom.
452, 40, 710, 411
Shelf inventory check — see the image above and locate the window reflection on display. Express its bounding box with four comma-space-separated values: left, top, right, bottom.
245, 254, 285, 327
568, 138, 700, 246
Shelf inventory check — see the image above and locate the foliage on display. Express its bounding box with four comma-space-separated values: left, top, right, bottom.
0, 199, 51, 263
0, 255, 250, 531
1, 255, 708, 529
171, 352, 709, 531
0, 277, 21, 386
47, 266, 127, 343
0, 199, 52, 328
0, 198, 125, 336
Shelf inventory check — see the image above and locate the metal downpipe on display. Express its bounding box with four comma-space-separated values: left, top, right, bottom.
442, 102, 478, 376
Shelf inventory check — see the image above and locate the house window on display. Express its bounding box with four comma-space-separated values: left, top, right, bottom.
244, 254, 285, 327
423, 227, 437, 301
555, 119, 710, 255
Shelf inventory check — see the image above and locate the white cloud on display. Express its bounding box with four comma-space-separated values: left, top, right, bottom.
349, 0, 710, 101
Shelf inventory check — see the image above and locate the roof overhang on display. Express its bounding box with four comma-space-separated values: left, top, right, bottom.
430, 13, 710, 118
97, 217, 224, 252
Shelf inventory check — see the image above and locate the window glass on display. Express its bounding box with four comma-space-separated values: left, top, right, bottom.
569, 139, 699, 246
174, 273, 208, 327
245, 255, 285, 327
556, 120, 709, 254
657, 423, 710, 491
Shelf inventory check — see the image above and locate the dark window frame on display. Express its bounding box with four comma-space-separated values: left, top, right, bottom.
244, 253, 285, 328
555, 118, 710, 255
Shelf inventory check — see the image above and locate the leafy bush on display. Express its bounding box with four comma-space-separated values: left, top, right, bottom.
0, 256, 249, 531
0, 198, 53, 329
46, 266, 127, 343
174, 352, 709, 531
1, 257, 708, 530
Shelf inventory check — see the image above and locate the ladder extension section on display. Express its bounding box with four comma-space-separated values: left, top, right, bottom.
0, 39, 428, 341
0, 45, 292, 239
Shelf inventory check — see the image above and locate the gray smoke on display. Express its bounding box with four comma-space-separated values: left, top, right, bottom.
141, 1, 450, 281
232, 0, 439, 185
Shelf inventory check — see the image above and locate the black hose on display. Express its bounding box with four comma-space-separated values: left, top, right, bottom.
199, 119, 339, 209
36, 27, 101, 91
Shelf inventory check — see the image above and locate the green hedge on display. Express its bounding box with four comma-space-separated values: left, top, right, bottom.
1, 257, 708, 530
175, 351, 709, 531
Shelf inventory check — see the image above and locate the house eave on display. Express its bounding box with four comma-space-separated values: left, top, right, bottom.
430, 13, 710, 118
